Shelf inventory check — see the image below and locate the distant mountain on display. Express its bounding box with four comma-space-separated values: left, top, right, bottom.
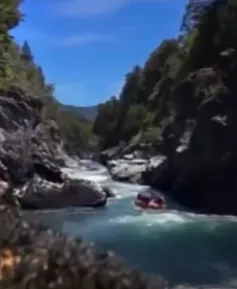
60, 104, 98, 122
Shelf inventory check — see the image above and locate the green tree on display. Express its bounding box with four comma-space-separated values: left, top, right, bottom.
114, 66, 141, 141
21, 41, 33, 63
0, 0, 23, 87
93, 96, 120, 148
0, 0, 22, 33
0, 0, 96, 153
179, 0, 235, 71
140, 39, 180, 102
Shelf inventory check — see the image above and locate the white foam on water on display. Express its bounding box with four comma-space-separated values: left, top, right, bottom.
108, 211, 189, 229
62, 161, 151, 200
108, 209, 237, 232
61, 166, 110, 184
109, 181, 149, 199
28, 160, 237, 288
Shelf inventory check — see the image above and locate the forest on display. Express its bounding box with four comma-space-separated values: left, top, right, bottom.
0, 0, 95, 153
93, 0, 237, 151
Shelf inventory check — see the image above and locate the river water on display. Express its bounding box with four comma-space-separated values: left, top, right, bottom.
25, 161, 237, 288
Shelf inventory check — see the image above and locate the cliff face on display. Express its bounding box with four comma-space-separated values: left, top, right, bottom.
0, 87, 66, 186
144, 50, 237, 214
0, 87, 107, 210
98, 50, 237, 215
93, 1, 237, 214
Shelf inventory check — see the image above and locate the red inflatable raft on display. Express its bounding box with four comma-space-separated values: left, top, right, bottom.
134, 193, 165, 210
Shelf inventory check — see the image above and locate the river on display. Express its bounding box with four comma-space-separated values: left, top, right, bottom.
24, 161, 237, 288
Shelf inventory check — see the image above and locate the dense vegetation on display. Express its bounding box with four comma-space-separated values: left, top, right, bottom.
2, 0, 236, 155
93, 0, 236, 150
0, 0, 95, 153
61, 104, 98, 122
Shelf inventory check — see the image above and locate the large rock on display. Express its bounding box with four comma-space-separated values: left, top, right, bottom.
17, 175, 107, 210
98, 145, 124, 165
142, 156, 175, 191
0, 88, 105, 210
0, 121, 67, 186
0, 87, 68, 187
102, 185, 115, 198
108, 158, 148, 184
98, 143, 159, 167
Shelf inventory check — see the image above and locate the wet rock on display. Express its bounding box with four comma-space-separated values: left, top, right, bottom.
102, 186, 115, 198
0, 88, 104, 210
0, 121, 66, 186
99, 143, 159, 167
99, 145, 124, 165
0, 88, 70, 187
0, 180, 9, 196
123, 154, 134, 160
63, 178, 107, 207
142, 156, 175, 191
33, 160, 64, 183
17, 176, 107, 210
108, 159, 148, 184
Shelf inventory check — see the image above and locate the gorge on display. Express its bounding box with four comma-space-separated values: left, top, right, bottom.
1, 0, 237, 289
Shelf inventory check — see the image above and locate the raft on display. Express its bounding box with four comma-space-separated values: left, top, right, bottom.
134, 193, 165, 210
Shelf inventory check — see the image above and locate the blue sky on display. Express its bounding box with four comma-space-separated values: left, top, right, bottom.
12, 0, 187, 106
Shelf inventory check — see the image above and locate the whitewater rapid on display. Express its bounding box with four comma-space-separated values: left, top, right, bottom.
25, 160, 237, 288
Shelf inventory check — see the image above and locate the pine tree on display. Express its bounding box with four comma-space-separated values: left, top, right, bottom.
21, 41, 34, 63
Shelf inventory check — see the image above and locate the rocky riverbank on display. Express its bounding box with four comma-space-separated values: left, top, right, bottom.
0, 87, 108, 210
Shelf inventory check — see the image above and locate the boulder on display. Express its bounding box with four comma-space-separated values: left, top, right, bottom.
99, 145, 124, 165
18, 175, 107, 210
108, 159, 148, 184
102, 185, 115, 198
142, 156, 175, 191
123, 153, 134, 160
33, 160, 64, 183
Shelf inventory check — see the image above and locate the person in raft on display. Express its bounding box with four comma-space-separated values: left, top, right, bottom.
135, 192, 165, 209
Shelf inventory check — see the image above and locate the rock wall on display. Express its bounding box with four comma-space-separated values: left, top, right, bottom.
0, 87, 106, 209
99, 51, 237, 215
143, 52, 237, 215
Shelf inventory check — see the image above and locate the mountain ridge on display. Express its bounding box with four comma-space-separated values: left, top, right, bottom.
60, 103, 98, 122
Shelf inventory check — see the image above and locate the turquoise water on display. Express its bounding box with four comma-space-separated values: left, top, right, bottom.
25, 162, 237, 288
